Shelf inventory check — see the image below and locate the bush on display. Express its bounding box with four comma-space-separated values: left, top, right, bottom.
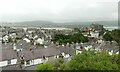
36, 62, 54, 71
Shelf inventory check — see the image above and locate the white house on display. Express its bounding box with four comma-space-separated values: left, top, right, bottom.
63, 54, 70, 59
81, 43, 92, 51
108, 50, 114, 55
90, 31, 99, 38
76, 50, 82, 55
116, 51, 119, 54
9, 33, 16, 39
2, 35, 9, 43
35, 37, 44, 45
57, 46, 75, 60
18, 47, 60, 67
23, 38, 30, 43
97, 39, 104, 44
84, 45, 92, 51
33, 35, 38, 39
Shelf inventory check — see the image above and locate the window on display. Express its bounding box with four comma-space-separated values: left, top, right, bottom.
43, 56, 46, 60
26, 60, 30, 65
7, 60, 11, 65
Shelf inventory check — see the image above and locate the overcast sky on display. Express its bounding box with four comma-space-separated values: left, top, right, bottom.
0, 0, 119, 22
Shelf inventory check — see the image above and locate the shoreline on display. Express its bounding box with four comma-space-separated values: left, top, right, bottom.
1, 25, 119, 31
104, 26, 118, 31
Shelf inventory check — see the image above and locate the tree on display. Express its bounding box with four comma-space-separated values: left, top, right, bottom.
36, 62, 54, 72
74, 28, 81, 33
60, 50, 119, 70
103, 32, 113, 42
103, 29, 120, 47
36, 50, 119, 70
53, 33, 89, 44
99, 30, 105, 36
111, 29, 120, 43
52, 58, 64, 70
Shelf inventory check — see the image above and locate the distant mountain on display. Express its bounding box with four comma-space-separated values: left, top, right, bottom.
95, 21, 118, 27
0, 20, 118, 28
16, 20, 53, 24
15, 20, 55, 27
59, 20, 118, 28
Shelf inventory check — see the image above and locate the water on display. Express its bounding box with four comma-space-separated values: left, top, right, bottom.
0, 21, 119, 31
104, 26, 118, 31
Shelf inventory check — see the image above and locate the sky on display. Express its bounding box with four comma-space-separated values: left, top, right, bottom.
0, 0, 119, 22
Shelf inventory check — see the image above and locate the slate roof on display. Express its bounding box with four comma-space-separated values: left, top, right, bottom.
0, 32, 6, 37
1, 47, 17, 61
16, 40, 32, 50
81, 42, 92, 47
44, 41, 51, 46
1, 43, 13, 50
27, 28, 37, 32
100, 44, 119, 53
19, 47, 60, 61
5, 28, 16, 33
16, 32, 25, 37
57, 46, 76, 55
14, 28, 24, 33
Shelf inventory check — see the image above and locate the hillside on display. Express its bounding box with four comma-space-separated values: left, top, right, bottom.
0, 20, 118, 28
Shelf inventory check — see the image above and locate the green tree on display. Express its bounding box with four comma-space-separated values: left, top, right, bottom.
53, 33, 89, 44
99, 30, 105, 36
60, 50, 119, 70
74, 28, 82, 33
36, 62, 54, 72
103, 29, 120, 47
103, 32, 113, 42
111, 29, 120, 43
52, 58, 64, 70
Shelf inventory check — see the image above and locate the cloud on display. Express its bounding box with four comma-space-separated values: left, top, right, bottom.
0, 0, 118, 22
